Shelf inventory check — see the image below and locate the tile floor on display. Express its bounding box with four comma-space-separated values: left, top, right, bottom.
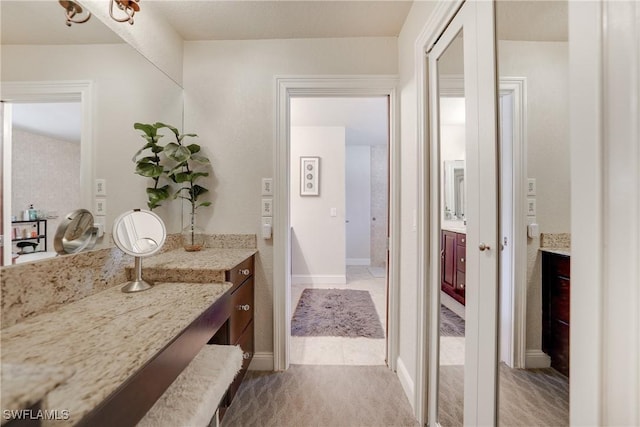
290, 266, 387, 366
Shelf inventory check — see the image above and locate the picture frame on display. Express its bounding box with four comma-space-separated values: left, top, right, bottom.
300, 156, 320, 196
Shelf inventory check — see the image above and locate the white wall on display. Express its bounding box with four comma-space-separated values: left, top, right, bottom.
397, 0, 439, 408
2, 44, 184, 234
291, 126, 346, 283
346, 145, 371, 265
497, 40, 569, 354
370, 144, 388, 268
183, 36, 398, 361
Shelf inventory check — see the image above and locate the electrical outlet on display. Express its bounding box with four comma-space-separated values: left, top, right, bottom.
527, 199, 536, 216
527, 178, 536, 196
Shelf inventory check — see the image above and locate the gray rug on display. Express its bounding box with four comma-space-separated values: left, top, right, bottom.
440, 305, 465, 337
291, 289, 385, 338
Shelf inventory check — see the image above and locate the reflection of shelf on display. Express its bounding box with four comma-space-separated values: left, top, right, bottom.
11, 219, 47, 253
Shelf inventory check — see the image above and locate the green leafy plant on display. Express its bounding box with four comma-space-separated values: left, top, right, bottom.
132, 122, 211, 215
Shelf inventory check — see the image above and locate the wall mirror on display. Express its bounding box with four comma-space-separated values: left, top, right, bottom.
443, 160, 465, 221
113, 209, 166, 293
1, 0, 184, 266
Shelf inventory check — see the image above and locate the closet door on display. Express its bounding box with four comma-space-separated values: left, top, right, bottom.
427, 1, 499, 425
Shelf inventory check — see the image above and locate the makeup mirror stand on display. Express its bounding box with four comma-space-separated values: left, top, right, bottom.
121, 256, 153, 293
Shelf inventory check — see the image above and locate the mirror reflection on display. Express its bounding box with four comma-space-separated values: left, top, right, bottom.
54, 209, 97, 255
112, 209, 166, 257
1, 0, 184, 266
438, 30, 466, 427
495, 1, 570, 425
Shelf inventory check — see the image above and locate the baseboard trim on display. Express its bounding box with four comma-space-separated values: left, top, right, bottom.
396, 356, 415, 411
525, 349, 551, 368
346, 258, 371, 266
248, 352, 274, 371
440, 291, 465, 320
290, 275, 347, 285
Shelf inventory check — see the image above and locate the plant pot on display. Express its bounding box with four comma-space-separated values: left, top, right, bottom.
182, 213, 205, 252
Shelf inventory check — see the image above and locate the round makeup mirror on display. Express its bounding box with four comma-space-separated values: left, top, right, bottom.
112, 209, 166, 293
54, 209, 97, 255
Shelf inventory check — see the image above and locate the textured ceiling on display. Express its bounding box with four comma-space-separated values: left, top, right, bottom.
148, 1, 413, 40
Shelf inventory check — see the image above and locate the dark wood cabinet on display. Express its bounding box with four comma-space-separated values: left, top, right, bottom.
213, 255, 255, 419
542, 252, 570, 377
441, 230, 466, 305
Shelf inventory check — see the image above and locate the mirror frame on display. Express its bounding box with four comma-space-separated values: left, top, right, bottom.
112, 209, 166, 258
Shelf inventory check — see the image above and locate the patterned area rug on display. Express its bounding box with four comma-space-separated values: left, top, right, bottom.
291, 289, 385, 338
440, 305, 465, 337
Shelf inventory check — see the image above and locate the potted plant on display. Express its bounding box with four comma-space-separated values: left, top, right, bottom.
133, 122, 212, 251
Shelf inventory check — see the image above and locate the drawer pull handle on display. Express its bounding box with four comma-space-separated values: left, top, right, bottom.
236, 304, 251, 311
479, 243, 490, 251
460, 258, 465, 263
461, 238, 465, 243
243, 352, 253, 360
238, 269, 251, 276
459, 284, 465, 289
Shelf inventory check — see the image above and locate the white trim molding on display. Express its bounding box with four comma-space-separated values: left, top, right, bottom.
570, 1, 640, 425
274, 75, 401, 374
290, 275, 346, 285
396, 356, 415, 411
346, 258, 371, 266
525, 350, 551, 369
248, 352, 274, 371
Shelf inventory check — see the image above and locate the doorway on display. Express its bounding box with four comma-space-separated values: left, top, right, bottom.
289, 96, 390, 366
273, 76, 399, 372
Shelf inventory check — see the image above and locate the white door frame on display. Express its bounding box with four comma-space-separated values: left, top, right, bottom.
1, 81, 93, 266
569, 1, 640, 425
274, 75, 400, 372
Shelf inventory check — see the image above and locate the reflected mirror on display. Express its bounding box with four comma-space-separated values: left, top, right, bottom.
54, 209, 97, 255
113, 209, 166, 293
437, 30, 466, 427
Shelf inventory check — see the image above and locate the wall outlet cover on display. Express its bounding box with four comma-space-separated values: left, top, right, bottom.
527, 178, 536, 196
527, 198, 536, 216
261, 178, 273, 196
261, 198, 273, 217
95, 179, 107, 196
95, 199, 107, 216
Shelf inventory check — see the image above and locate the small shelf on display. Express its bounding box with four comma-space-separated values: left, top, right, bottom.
11, 219, 48, 253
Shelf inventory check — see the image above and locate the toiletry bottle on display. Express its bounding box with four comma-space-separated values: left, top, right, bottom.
31, 224, 38, 238
28, 204, 37, 221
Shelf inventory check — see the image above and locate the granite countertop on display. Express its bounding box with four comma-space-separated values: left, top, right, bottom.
1, 363, 74, 425
0, 281, 232, 426
138, 248, 257, 283
540, 247, 571, 257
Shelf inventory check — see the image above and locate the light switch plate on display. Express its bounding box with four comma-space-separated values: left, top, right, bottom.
527, 178, 536, 196
261, 178, 273, 196
95, 199, 107, 216
261, 198, 273, 217
95, 179, 107, 196
527, 198, 536, 216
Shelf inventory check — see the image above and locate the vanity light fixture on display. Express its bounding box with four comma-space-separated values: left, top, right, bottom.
59, 0, 140, 27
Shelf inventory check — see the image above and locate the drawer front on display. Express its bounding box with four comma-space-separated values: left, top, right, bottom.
456, 233, 466, 246
456, 245, 466, 273
226, 256, 254, 288
555, 255, 570, 278
456, 271, 465, 292
230, 277, 254, 343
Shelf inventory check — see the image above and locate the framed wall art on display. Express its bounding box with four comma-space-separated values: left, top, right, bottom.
300, 156, 320, 196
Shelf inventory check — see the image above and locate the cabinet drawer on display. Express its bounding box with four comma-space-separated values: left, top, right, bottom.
456, 245, 466, 272
555, 256, 570, 278
226, 256, 254, 288
456, 233, 466, 246
455, 271, 465, 292
550, 320, 570, 377
230, 277, 254, 343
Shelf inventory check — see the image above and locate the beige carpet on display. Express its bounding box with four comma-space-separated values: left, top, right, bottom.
221, 365, 419, 427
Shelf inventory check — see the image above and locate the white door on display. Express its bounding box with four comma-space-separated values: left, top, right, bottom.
427, 1, 499, 425
345, 145, 371, 266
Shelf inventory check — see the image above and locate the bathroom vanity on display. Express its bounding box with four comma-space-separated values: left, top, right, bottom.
441, 229, 467, 305
541, 249, 571, 377
0, 245, 256, 426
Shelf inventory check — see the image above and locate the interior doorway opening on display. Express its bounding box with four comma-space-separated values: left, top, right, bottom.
288, 96, 390, 366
